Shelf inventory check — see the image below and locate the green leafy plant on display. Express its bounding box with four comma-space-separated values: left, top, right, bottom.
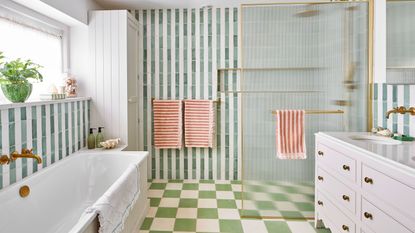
0, 52, 43, 85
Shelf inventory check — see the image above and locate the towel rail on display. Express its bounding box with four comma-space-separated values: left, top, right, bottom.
272, 110, 344, 115
151, 98, 221, 106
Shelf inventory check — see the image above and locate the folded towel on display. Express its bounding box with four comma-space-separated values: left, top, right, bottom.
84, 164, 140, 233
184, 100, 215, 148
275, 110, 306, 159
153, 100, 183, 149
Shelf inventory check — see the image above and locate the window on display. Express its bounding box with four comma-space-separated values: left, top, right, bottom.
0, 3, 67, 103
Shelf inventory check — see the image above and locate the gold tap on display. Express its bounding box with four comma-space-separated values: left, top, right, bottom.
386, 106, 415, 119
10, 149, 42, 164
0, 155, 10, 165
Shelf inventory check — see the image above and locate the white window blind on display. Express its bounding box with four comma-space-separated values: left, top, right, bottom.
0, 16, 62, 103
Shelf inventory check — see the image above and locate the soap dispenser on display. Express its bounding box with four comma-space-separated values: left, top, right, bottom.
87, 128, 96, 149
96, 127, 105, 148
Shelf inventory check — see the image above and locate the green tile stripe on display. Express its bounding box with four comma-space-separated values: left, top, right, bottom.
373, 83, 414, 136
0, 100, 90, 190
136, 8, 240, 180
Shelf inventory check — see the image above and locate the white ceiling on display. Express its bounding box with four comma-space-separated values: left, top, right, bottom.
95, 0, 314, 9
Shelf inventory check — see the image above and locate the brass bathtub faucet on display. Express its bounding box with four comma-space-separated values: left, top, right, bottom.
0, 155, 10, 165
386, 106, 415, 119
10, 149, 42, 164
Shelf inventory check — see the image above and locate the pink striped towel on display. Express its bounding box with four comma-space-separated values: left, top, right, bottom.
153, 100, 183, 149
275, 110, 306, 159
184, 100, 215, 148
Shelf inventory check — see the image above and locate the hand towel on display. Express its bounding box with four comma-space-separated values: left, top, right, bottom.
84, 164, 140, 233
275, 110, 306, 159
153, 100, 183, 149
184, 100, 215, 148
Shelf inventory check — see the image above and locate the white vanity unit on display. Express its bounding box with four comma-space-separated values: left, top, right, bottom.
315, 132, 415, 233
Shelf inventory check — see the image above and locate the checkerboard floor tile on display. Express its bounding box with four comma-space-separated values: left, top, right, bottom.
140, 180, 331, 233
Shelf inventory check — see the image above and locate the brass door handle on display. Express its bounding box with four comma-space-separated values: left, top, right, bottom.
318, 151, 324, 156
317, 176, 324, 181
317, 200, 323, 206
364, 212, 373, 220
342, 225, 349, 232
364, 177, 373, 184
342, 195, 350, 201
342, 165, 350, 171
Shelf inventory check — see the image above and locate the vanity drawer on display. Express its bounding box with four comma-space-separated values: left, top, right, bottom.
316, 143, 356, 183
362, 165, 415, 219
316, 192, 356, 233
316, 168, 356, 214
361, 198, 412, 233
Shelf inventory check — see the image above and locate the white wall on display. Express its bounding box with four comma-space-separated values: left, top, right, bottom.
373, 0, 386, 83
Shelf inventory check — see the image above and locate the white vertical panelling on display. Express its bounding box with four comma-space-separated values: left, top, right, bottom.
203, 7, 209, 179
212, 7, 218, 180
14, 108, 22, 181
89, 11, 97, 129
220, 8, 226, 180
119, 12, 129, 147
96, 12, 105, 130
187, 8, 193, 179
1, 110, 9, 186
138, 10, 145, 151
103, 12, 112, 140
146, 10, 153, 179
179, 9, 185, 179
171, 9, 177, 179
195, 8, 201, 180
36, 106, 42, 170
228, 8, 234, 180
110, 11, 119, 141
26, 107, 33, 176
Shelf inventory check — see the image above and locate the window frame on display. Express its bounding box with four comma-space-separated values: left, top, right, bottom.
0, 0, 70, 73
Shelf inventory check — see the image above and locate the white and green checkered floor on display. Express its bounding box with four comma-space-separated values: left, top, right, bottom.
140, 180, 331, 233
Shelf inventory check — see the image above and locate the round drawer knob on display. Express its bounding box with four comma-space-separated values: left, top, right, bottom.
317, 176, 324, 181
342, 195, 350, 201
318, 151, 324, 156
317, 200, 323, 206
342, 165, 350, 171
342, 225, 350, 232
364, 177, 374, 184
364, 212, 373, 220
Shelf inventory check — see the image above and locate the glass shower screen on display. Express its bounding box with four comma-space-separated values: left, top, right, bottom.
239, 2, 369, 219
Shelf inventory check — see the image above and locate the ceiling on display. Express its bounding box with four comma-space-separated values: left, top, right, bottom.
95, 0, 308, 9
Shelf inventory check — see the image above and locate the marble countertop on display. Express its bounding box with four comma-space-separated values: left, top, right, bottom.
318, 132, 415, 171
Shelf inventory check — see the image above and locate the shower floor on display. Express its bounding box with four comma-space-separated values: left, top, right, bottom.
140, 179, 329, 233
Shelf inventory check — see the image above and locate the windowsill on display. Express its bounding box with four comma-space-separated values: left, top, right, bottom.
0, 96, 91, 110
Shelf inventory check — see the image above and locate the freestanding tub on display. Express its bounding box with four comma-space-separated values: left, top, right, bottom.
0, 150, 149, 233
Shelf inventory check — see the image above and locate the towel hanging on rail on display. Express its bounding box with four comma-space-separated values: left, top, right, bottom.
184, 100, 215, 148
275, 110, 306, 160
153, 100, 183, 149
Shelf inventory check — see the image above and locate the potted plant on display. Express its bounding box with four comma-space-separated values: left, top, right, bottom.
0, 51, 43, 103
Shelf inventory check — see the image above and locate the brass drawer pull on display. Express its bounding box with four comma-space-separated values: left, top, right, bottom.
342, 225, 350, 231
318, 151, 324, 156
342, 165, 350, 171
364, 177, 373, 184
317, 200, 323, 206
342, 195, 350, 201
364, 212, 373, 220
317, 176, 324, 181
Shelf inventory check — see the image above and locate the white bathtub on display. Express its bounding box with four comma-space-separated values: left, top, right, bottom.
0, 151, 149, 233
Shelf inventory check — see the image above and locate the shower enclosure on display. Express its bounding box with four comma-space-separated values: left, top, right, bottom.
220, 1, 372, 220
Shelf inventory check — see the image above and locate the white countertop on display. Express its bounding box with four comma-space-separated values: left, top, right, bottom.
318, 132, 415, 171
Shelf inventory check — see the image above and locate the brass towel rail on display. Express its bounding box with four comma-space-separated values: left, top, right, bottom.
151, 98, 221, 105
272, 110, 344, 115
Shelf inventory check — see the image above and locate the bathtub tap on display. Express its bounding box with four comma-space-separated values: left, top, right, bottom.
0, 155, 10, 165
10, 149, 42, 164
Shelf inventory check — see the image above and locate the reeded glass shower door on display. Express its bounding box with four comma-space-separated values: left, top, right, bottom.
240, 2, 370, 219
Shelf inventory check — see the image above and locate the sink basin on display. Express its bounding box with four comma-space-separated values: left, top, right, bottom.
349, 135, 402, 145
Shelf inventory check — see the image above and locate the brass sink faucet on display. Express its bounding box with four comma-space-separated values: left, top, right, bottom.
386, 106, 415, 119
10, 149, 42, 164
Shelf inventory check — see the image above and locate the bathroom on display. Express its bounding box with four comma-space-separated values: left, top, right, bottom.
0, 0, 414, 232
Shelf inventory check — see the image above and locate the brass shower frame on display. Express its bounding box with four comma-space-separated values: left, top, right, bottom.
224, 0, 375, 220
